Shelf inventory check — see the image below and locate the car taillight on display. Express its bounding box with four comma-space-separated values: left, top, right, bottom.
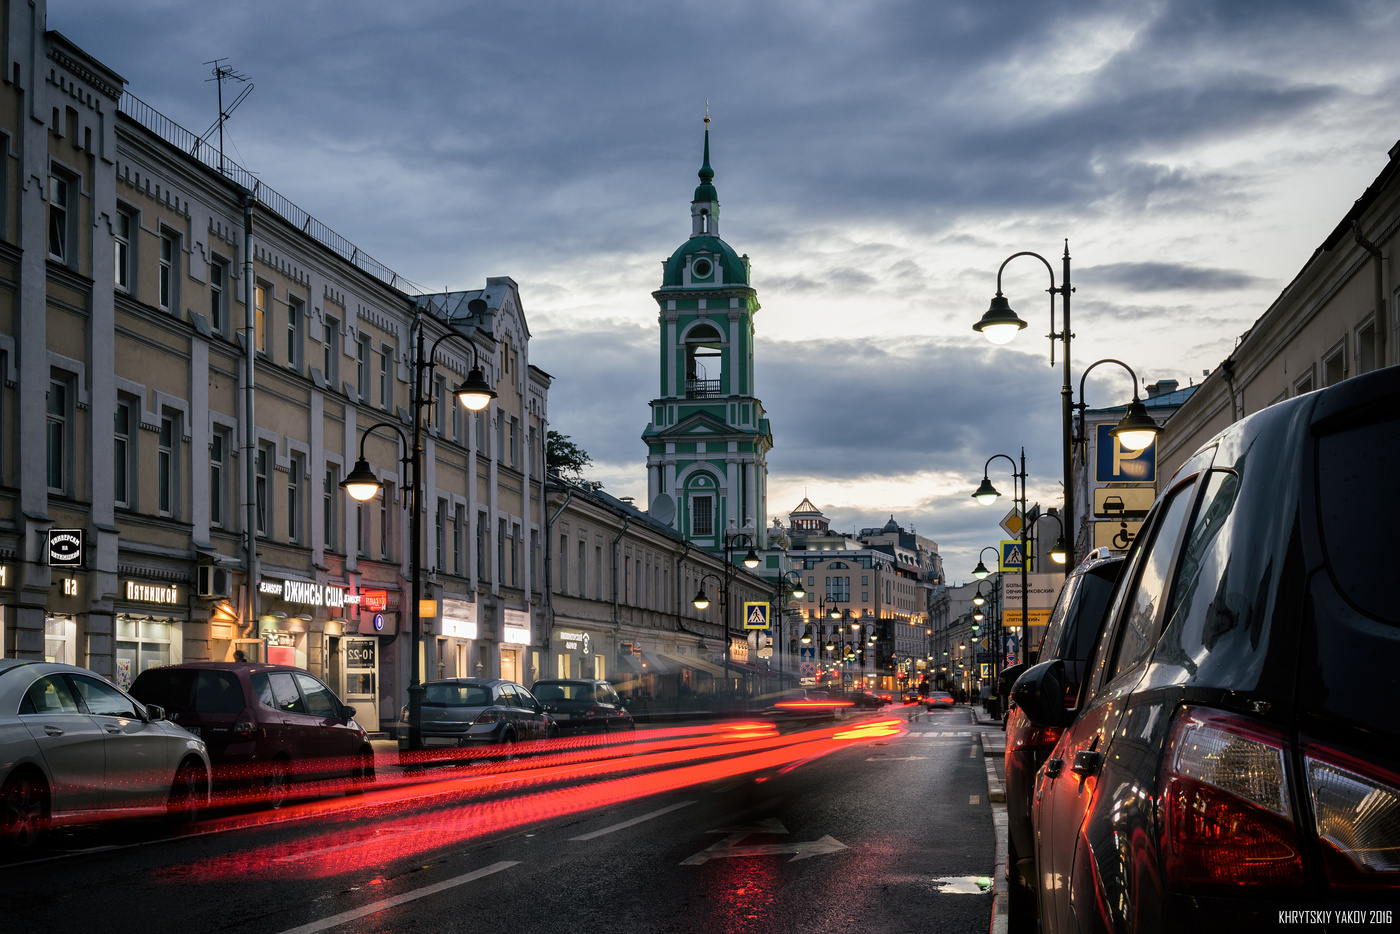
1303, 743, 1400, 890
1009, 722, 1062, 754
475, 710, 500, 724
233, 709, 256, 737
1159, 706, 1304, 894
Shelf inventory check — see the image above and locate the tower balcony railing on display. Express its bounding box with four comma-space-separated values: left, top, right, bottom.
685, 379, 723, 398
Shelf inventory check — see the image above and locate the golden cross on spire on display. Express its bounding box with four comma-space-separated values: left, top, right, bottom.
704, 98, 710, 126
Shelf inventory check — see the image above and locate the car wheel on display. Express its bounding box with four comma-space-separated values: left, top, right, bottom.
0, 769, 49, 853
263, 758, 291, 810
1006, 835, 1037, 934
347, 750, 375, 795
166, 758, 207, 824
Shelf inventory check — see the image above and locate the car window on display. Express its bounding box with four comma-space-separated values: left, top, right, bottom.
19, 675, 81, 715
251, 672, 276, 708
130, 668, 197, 713
1316, 411, 1399, 624
71, 674, 141, 718
422, 683, 491, 707
601, 685, 622, 704
1104, 481, 1196, 683
267, 671, 306, 714
194, 671, 246, 714
516, 686, 542, 710
295, 673, 340, 718
495, 684, 519, 707
1159, 469, 1242, 642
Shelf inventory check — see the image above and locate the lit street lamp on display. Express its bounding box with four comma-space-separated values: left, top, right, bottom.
342, 299, 496, 754
972, 450, 1030, 666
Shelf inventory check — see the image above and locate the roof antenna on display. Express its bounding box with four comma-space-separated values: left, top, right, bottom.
202, 59, 253, 177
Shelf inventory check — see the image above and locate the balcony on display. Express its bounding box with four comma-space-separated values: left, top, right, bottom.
686, 379, 723, 398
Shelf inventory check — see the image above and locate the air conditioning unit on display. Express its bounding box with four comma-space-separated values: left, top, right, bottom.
198, 566, 232, 599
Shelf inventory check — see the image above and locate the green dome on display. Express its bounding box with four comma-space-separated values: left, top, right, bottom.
661, 236, 748, 288
693, 181, 718, 202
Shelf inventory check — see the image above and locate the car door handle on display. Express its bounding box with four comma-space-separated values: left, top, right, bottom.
105, 726, 122, 735
44, 726, 64, 736
1071, 750, 1103, 777
1044, 758, 1063, 778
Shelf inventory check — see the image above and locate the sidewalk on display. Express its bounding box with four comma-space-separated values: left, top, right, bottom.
972, 707, 1008, 934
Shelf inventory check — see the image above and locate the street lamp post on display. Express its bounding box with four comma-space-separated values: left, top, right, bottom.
1073, 358, 1164, 554
772, 571, 805, 685
720, 528, 759, 697
341, 300, 496, 754
972, 244, 1076, 569
972, 450, 1029, 665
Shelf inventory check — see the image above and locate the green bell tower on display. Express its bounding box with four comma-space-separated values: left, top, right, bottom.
642, 118, 772, 552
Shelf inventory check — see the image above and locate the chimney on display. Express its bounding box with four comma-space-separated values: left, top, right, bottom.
1146, 379, 1179, 398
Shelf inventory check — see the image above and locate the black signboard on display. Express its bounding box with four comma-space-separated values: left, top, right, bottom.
346, 639, 376, 668
47, 529, 85, 567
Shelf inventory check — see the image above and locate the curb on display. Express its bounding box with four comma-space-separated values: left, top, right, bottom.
980, 730, 1009, 934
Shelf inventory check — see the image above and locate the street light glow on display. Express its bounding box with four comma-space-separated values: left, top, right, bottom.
972, 476, 1001, 506
341, 457, 382, 502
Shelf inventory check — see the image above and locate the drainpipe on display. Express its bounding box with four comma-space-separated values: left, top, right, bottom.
1354, 222, 1388, 370
542, 480, 577, 651
1219, 357, 1239, 422
611, 516, 632, 633
674, 542, 707, 641
241, 191, 257, 640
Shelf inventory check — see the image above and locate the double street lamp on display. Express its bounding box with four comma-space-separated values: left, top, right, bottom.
341, 298, 496, 753
771, 571, 805, 683
691, 528, 760, 697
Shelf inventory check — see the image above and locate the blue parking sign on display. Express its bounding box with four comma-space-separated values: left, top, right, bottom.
1095, 424, 1156, 483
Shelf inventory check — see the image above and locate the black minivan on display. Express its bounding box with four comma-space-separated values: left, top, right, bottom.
1015, 366, 1400, 932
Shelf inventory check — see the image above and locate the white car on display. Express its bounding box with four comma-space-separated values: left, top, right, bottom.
0, 659, 211, 852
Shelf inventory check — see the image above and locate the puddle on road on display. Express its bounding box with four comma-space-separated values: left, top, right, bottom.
931, 876, 992, 894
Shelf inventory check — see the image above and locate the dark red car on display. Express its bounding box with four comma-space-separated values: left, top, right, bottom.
130, 662, 374, 808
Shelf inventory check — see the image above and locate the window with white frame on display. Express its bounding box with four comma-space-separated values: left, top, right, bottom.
436, 499, 447, 569
691, 495, 713, 537
357, 501, 369, 557
255, 443, 271, 537
115, 617, 176, 690
47, 376, 71, 493
497, 518, 507, 585
1323, 340, 1347, 387
114, 397, 134, 509
358, 336, 372, 401
1357, 319, 1377, 374
255, 284, 269, 355
287, 296, 304, 371
209, 258, 227, 335
510, 417, 519, 467
1294, 365, 1316, 397
48, 172, 72, 263
454, 504, 465, 576
558, 534, 568, 595
380, 347, 392, 410
115, 209, 134, 292
287, 453, 304, 544
158, 411, 180, 517
512, 523, 521, 587
324, 464, 340, 552
158, 232, 178, 311
210, 429, 229, 528
380, 482, 394, 561
323, 316, 339, 387
478, 511, 489, 581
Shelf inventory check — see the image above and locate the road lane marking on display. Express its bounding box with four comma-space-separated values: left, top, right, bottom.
970, 745, 977, 758
274, 828, 421, 862
568, 801, 696, 841
272, 860, 520, 934
866, 756, 927, 761
969, 795, 980, 804
682, 831, 846, 865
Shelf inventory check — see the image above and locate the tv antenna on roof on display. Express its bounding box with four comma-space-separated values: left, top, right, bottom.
202, 59, 253, 176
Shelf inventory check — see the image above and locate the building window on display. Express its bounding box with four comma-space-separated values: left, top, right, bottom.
255, 444, 272, 536
1294, 365, 1315, 397
1323, 341, 1347, 387
380, 348, 392, 410
115, 618, 174, 691
208, 259, 227, 334
436, 499, 447, 570
596, 545, 603, 598
454, 505, 465, 576
115, 209, 133, 292
478, 511, 490, 581
114, 398, 133, 508
578, 540, 586, 598
158, 233, 176, 311
357, 501, 369, 557
358, 336, 372, 402
210, 430, 228, 528
323, 316, 339, 387
255, 285, 269, 355
287, 453, 304, 544
435, 375, 447, 436
510, 418, 519, 467
48, 173, 71, 263
558, 534, 569, 595
287, 296, 304, 371
158, 412, 179, 517
496, 415, 504, 464
826, 576, 849, 602
1357, 319, 1378, 374
476, 411, 487, 452
324, 465, 340, 552
47, 378, 70, 493
512, 524, 521, 587
691, 495, 713, 537
497, 518, 507, 586
380, 484, 393, 561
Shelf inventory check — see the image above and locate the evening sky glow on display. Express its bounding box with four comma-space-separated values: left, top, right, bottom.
54, 0, 1400, 578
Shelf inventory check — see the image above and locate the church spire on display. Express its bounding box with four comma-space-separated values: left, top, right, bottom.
691, 109, 719, 236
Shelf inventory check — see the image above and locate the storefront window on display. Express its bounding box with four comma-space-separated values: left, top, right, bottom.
501, 647, 520, 683
44, 615, 76, 665
115, 616, 175, 689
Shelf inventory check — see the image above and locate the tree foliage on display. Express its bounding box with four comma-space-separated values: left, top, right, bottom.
546, 430, 592, 479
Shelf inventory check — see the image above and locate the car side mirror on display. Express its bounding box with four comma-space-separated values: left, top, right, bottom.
145, 704, 166, 722
1010, 660, 1074, 728
339, 704, 357, 720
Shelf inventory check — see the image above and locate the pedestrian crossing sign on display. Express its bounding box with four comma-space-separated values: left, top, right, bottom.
743, 601, 771, 630
1000, 539, 1031, 572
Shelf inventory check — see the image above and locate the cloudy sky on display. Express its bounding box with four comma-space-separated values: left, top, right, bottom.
56, 0, 1400, 580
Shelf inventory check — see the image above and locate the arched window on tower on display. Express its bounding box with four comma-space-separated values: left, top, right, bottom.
685, 324, 723, 398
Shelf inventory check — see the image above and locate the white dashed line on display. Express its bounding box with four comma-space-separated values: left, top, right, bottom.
569, 801, 696, 841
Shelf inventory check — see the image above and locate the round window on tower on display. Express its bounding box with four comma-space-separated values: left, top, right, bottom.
692, 258, 712, 279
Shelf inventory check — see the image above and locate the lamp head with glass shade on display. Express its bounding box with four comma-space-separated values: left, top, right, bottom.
972, 560, 990, 581
454, 366, 497, 411
1049, 538, 1068, 564
1110, 397, 1162, 452
789, 578, 806, 600
972, 294, 1029, 345
742, 548, 760, 569
801, 632, 812, 644
972, 476, 1001, 506
691, 588, 711, 611
972, 587, 987, 607
341, 457, 382, 502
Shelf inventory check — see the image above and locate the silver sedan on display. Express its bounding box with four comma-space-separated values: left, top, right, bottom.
0, 659, 211, 852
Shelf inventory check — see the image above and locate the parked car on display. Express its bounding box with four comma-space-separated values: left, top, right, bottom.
399, 679, 557, 759
530, 679, 633, 735
1001, 548, 1125, 932
1, 660, 211, 851
923, 691, 956, 709
1016, 367, 1400, 933
129, 662, 373, 809
849, 690, 891, 709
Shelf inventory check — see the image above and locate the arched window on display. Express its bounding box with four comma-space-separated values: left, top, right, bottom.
685, 324, 723, 398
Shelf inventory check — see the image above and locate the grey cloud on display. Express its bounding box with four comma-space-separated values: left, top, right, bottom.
1080, 262, 1264, 292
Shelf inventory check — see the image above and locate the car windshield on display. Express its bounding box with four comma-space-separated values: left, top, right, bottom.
131, 669, 246, 715
533, 682, 596, 702
422, 683, 491, 707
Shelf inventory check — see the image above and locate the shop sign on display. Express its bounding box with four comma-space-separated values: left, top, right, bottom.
441, 598, 479, 640
361, 590, 389, 613
125, 581, 180, 605
502, 608, 531, 645
266, 631, 296, 647
557, 630, 590, 654
0, 565, 8, 588
47, 529, 85, 567
346, 639, 376, 667
259, 577, 347, 609
730, 635, 750, 664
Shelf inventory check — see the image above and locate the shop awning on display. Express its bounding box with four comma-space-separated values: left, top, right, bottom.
617, 653, 646, 674
638, 651, 670, 674
660, 653, 726, 677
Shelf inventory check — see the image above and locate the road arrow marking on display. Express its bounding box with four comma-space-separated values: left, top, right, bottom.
681, 834, 847, 865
